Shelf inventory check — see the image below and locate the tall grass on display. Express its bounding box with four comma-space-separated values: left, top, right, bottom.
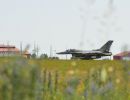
0, 58, 130, 100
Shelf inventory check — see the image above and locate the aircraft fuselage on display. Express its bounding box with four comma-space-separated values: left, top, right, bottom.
57, 40, 113, 60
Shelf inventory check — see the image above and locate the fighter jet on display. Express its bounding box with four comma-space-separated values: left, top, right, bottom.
57, 40, 113, 60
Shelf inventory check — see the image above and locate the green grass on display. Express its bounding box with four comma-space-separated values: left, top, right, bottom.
0, 58, 130, 100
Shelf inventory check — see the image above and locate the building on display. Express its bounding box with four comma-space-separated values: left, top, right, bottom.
0, 44, 30, 58
113, 51, 130, 60
23, 50, 31, 59
0, 45, 19, 56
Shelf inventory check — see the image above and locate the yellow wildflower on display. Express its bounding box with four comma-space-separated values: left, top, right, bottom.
101, 68, 107, 83
76, 80, 85, 94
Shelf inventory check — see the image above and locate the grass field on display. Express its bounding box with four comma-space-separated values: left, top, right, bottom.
0, 57, 130, 100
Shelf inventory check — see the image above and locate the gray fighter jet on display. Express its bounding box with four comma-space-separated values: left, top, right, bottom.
57, 40, 113, 60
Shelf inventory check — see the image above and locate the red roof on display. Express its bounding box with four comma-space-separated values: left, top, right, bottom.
0, 44, 15, 48
0, 44, 19, 52
0, 44, 30, 55
114, 51, 130, 57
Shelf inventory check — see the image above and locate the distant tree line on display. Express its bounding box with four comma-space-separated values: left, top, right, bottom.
31, 53, 59, 60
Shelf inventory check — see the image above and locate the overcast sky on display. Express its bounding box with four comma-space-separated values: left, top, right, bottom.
0, 0, 130, 57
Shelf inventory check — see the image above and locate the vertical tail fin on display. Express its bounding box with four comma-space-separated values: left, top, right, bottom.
99, 40, 113, 52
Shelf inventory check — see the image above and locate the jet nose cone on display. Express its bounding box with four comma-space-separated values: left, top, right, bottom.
56, 52, 65, 54
56, 50, 70, 54
56, 52, 61, 54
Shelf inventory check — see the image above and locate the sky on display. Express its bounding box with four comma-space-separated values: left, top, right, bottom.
0, 0, 130, 58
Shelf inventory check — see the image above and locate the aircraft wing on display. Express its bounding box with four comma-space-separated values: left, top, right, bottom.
71, 51, 102, 55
